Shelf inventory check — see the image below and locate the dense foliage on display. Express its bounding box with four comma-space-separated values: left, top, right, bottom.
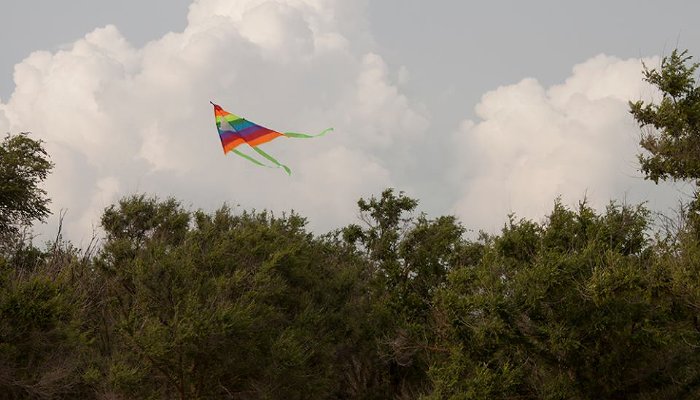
2, 50, 700, 399
428, 202, 700, 399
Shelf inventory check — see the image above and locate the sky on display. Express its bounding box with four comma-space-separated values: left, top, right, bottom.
1, 0, 699, 244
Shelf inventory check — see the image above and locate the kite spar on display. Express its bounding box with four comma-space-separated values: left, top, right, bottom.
211, 102, 332, 175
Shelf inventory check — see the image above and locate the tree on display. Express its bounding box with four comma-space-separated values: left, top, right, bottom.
0, 240, 95, 399
94, 195, 376, 399
0, 133, 53, 240
428, 201, 700, 399
630, 49, 700, 184
344, 189, 466, 398
629, 52, 700, 385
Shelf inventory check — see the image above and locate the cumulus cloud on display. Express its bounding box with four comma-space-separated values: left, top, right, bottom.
0, 0, 682, 244
0, 0, 427, 242
0, 108, 8, 132
450, 54, 678, 232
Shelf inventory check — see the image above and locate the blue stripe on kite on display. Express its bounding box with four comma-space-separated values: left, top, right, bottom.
230, 119, 256, 132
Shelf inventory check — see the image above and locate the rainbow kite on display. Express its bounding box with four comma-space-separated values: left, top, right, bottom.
212, 102, 332, 175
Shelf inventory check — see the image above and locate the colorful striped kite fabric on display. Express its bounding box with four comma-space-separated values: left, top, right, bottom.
212, 102, 332, 175
214, 103, 283, 152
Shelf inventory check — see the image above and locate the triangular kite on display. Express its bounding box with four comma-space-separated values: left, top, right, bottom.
211, 101, 332, 175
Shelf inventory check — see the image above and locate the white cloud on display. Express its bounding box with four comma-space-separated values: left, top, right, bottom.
0, 0, 427, 241
450, 54, 676, 232
0, 108, 8, 132
292, 145, 392, 230
0, 0, 681, 243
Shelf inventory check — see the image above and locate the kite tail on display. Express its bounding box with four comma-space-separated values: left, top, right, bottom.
251, 147, 292, 176
232, 149, 274, 169
283, 127, 334, 139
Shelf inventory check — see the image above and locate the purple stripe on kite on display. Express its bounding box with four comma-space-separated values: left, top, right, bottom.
219, 130, 240, 142
237, 125, 278, 139
219, 129, 279, 145
238, 129, 280, 143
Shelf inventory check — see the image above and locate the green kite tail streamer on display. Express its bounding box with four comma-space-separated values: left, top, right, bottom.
232, 149, 274, 169
283, 128, 334, 139
252, 147, 292, 176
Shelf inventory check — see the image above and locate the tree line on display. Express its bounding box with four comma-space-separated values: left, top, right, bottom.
0, 50, 699, 399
